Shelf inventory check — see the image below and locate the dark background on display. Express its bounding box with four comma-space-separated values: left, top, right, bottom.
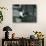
13, 5, 37, 22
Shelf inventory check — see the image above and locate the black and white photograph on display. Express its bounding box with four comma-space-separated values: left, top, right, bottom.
13, 4, 37, 23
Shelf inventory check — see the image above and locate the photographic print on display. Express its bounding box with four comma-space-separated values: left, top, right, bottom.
12, 4, 37, 23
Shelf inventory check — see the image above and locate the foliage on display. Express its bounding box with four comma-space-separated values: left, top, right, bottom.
33, 31, 44, 39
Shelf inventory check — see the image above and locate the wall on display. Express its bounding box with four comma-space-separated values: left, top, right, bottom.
0, 0, 46, 46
